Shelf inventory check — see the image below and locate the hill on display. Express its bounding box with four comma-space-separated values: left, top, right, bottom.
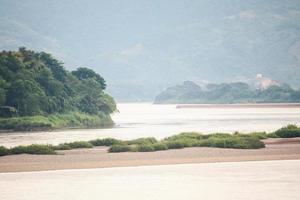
154, 81, 300, 104
0, 48, 116, 130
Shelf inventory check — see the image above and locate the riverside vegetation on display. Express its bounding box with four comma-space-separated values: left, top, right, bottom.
0, 48, 116, 130
0, 124, 299, 156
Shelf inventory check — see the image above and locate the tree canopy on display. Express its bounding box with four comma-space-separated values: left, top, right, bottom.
0, 47, 116, 117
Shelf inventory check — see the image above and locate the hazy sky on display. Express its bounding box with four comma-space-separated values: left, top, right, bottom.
1, 0, 300, 100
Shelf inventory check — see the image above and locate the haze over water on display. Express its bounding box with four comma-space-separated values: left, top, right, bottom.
1, 103, 300, 147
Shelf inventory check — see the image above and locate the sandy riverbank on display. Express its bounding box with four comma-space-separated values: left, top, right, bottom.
0, 137, 300, 173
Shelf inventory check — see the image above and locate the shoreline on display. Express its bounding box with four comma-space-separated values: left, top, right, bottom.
1, 137, 299, 173
176, 103, 300, 109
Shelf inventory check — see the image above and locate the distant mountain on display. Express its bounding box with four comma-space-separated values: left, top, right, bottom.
154, 80, 300, 104
1, 0, 300, 101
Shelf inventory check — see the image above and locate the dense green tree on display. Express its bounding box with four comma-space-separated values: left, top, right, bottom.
6, 79, 46, 116
72, 67, 106, 90
0, 48, 116, 117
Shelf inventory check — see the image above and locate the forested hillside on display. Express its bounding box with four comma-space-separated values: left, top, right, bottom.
155, 81, 300, 104
0, 48, 116, 130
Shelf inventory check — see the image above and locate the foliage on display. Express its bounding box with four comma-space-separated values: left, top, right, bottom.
273, 124, 300, 138
0, 146, 10, 156
0, 48, 116, 118
53, 144, 72, 150
155, 81, 300, 104
0, 112, 113, 131
89, 138, 123, 146
126, 137, 158, 145
136, 144, 155, 152
63, 141, 93, 149
108, 145, 131, 153
10, 144, 56, 155
152, 143, 168, 151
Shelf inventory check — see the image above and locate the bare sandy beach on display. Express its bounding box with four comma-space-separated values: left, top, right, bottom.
1, 160, 299, 200
1, 137, 300, 173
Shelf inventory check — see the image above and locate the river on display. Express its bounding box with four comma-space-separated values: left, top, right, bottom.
1, 103, 300, 147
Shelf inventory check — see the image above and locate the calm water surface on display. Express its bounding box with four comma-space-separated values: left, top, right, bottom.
0, 160, 299, 200
1, 103, 300, 147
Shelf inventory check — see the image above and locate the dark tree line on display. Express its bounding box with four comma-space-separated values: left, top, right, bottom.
0, 47, 116, 117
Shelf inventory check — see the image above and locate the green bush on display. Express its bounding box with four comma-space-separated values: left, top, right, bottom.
53, 143, 72, 150
0, 146, 10, 156
10, 144, 56, 155
64, 141, 93, 149
198, 136, 265, 149
166, 141, 186, 149
0, 112, 114, 131
89, 138, 123, 146
274, 124, 300, 138
136, 144, 155, 152
164, 132, 203, 141
108, 145, 131, 153
267, 132, 279, 138
152, 143, 168, 151
234, 132, 268, 140
126, 137, 158, 145
206, 133, 232, 139
249, 132, 268, 139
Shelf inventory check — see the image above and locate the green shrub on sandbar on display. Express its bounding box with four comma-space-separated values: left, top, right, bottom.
63, 141, 93, 149
266, 132, 279, 138
166, 139, 199, 149
10, 144, 56, 155
0, 146, 10, 156
273, 124, 300, 138
198, 136, 265, 149
233, 132, 268, 140
136, 144, 155, 152
126, 137, 158, 145
152, 143, 168, 151
164, 132, 204, 141
108, 145, 131, 153
107, 133, 266, 153
89, 138, 123, 146
53, 143, 72, 150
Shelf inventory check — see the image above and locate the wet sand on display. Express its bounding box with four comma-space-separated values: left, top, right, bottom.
0, 137, 300, 173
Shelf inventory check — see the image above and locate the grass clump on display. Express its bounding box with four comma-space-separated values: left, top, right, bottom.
273, 124, 300, 138
53, 143, 72, 150
0, 146, 10, 156
165, 140, 186, 149
0, 112, 113, 131
89, 138, 123, 146
152, 143, 168, 151
198, 136, 265, 149
164, 132, 203, 141
136, 144, 155, 152
10, 144, 56, 155
108, 145, 131, 153
63, 141, 93, 149
267, 132, 279, 138
126, 137, 158, 145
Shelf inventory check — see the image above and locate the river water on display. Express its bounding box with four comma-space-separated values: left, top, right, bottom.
1, 103, 300, 147
0, 160, 299, 200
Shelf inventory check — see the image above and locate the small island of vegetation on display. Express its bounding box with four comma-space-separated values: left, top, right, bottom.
1, 124, 299, 156
0, 47, 116, 131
